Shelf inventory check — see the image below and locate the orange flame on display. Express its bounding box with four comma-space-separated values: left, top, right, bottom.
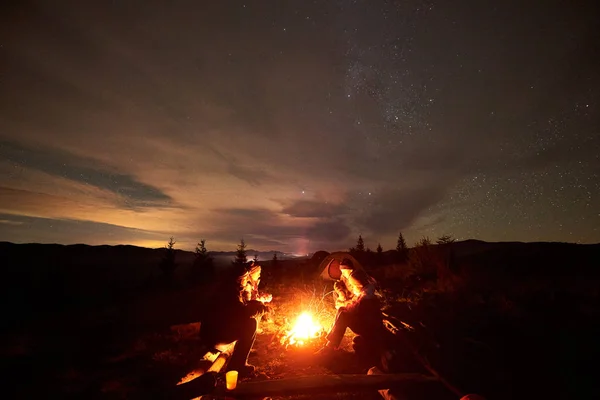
286, 312, 322, 346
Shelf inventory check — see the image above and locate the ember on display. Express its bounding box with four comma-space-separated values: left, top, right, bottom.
285, 312, 323, 346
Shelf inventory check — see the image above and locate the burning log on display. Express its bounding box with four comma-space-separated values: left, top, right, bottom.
231, 373, 438, 397
280, 311, 325, 347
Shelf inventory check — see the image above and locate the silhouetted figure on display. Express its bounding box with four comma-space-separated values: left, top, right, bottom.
198, 263, 271, 376
316, 259, 385, 365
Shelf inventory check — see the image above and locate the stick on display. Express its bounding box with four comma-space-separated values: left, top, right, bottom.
382, 312, 415, 332
231, 373, 438, 397
383, 318, 464, 398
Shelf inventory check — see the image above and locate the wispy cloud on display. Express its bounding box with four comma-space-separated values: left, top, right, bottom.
0, 213, 166, 247
281, 199, 347, 218
0, 140, 172, 207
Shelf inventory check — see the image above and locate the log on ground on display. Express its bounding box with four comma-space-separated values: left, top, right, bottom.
232, 373, 438, 398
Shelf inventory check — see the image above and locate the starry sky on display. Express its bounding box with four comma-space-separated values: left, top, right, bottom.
1, 0, 598, 252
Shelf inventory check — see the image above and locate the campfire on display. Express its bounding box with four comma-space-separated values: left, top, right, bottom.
281, 311, 325, 348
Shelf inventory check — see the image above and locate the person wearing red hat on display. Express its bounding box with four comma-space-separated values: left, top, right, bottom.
316, 258, 385, 364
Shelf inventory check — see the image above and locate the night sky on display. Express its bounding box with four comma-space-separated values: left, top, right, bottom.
1, 0, 598, 252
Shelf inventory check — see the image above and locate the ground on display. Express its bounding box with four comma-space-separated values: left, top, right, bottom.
4, 253, 598, 400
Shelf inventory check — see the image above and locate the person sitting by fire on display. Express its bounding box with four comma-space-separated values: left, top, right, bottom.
316, 258, 385, 364
198, 262, 272, 377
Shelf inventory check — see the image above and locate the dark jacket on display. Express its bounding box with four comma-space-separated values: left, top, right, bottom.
199, 271, 268, 347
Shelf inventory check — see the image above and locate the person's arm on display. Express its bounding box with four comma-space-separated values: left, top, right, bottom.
336, 298, 355, 309
334, 281, 355, 309
244, 299, 269, 318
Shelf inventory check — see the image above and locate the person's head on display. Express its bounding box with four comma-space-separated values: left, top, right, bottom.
248, 264, 261, 282
339, 258, 355, 279
347, 268, 373, 296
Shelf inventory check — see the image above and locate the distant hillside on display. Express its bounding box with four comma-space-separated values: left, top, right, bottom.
0, 242, 302, 290
450, 240, 600, 278
2, 239, 598, 284
1, 240, 599, 329
0, 241, 304, 326
369, 239, 600, 282
0, 242, 294, 263
2, 239, 597, 271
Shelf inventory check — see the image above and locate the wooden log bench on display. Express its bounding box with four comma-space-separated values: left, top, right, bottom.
232, 373, 438, 398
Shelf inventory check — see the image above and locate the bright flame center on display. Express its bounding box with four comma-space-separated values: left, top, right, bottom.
288, 312, 322, 346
